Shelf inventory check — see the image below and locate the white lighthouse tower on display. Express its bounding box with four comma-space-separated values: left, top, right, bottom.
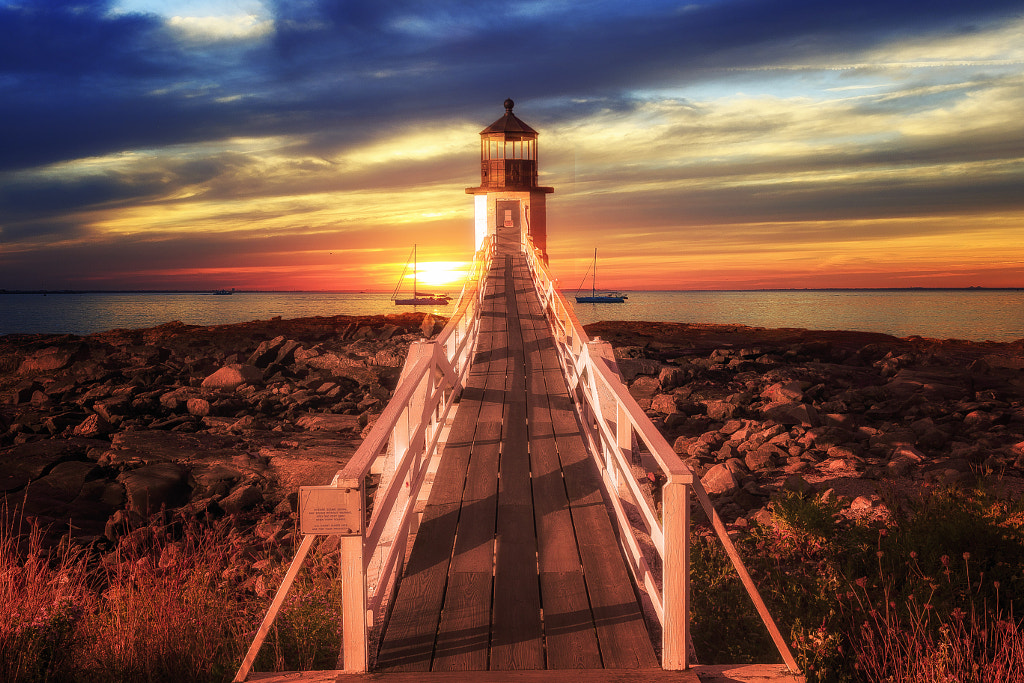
466, 99, 553, 258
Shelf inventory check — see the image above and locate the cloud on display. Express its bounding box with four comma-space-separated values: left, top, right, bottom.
2, 0, 1023, 290
166, 13, 274, 43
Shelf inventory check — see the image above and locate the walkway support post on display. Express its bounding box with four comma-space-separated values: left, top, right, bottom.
338, 482, 367, 671
662, 479, 690, 669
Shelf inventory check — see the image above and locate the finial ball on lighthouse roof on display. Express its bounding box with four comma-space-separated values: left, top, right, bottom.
504, 98, 514, 112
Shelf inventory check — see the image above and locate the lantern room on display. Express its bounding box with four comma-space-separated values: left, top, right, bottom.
466, 99, 553, 258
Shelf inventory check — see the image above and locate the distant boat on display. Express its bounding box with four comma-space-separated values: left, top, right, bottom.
392, 245, 451, 306
575, 248, 627, 303
212, 288, 235, 295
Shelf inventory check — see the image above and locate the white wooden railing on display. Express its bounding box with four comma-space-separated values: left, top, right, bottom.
235, 232, 799, 680
521, 234, 799, 672
233, 237, 495, 681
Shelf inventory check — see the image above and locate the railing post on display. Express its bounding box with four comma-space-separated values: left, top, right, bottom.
662, 479, 690, 670
616, 401, 632, 494
340, 484, 368, 671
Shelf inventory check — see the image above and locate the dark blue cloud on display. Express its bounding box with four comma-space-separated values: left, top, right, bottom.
3, 0, 1021, 172
0, 0, 167, 78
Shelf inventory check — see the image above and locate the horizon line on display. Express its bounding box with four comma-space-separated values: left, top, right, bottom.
3, 286, 1023, 294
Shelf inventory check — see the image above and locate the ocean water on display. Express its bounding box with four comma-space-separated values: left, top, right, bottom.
1, 289, 1023, 342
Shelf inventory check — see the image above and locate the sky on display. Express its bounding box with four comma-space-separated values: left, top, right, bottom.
1, 0, 1023, 292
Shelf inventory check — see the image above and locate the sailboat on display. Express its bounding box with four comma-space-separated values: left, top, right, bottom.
575, 248, 628, 303
392, 244, 452, 306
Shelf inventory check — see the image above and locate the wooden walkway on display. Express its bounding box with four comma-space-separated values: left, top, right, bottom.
374, 249, 659, 672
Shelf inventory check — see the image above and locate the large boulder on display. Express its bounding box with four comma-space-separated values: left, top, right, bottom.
0, 439, 105, 492
18, 347, 76, 374
117, 462, 190, 516
201, 364, 263, 390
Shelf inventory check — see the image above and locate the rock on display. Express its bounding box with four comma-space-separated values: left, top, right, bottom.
745, 445, 781, 472
421, 314, 444, 338
962, 410, 993, 432
628, 376, 662, 405
716, 442, 741, 461
248, 336, 287, 368
110, 431, 245, 466
294, 413, 361, 432
7, 380, 43, 404
701, 464, 739, 495
219, 483, 264, 515
73, 413, 112, 438
18, 347, 75, 374
93, 396, 130, 423
886, 445, 926, 477
761, 381, 809, 403
276, 340, 303, 365
827, 444, 862, 461
372, 348, 406, 367
724, 458, 748, 476
187, 397, 211, 417
848, 495, 874, 515
18, 461, 123, 539
616, 358, 662, 382
762, 401, 819, 427
672, 435, 693, 455
117, 462, 189, 516
782, 474, 816, 496
658, 366, 685, 391
705, 400, 737, 421
193, 465, 243, 497
650, 393, 679, 415
201, 364, 263, 390
869, 429, 917, 450
159, 388, 189, 411
688, 439, 714, 459
378, 324, 401, 341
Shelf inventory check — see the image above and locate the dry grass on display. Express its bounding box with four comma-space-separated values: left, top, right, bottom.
1, 509, 342, 683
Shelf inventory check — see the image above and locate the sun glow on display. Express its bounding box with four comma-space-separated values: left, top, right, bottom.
407, 261, 470, 289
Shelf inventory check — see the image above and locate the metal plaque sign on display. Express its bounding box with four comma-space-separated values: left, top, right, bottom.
298, 486, 362, 536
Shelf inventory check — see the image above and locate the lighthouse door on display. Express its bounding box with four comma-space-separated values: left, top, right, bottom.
495, 200, 521, 254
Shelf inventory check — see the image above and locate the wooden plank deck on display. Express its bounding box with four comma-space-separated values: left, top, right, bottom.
250, 663, 805, 682
374, 250, 658, 672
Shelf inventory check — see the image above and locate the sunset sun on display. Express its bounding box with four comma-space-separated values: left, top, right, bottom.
408, 261, 470, 289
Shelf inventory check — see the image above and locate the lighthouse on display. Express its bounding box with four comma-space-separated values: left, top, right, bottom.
466, 99, 553, 258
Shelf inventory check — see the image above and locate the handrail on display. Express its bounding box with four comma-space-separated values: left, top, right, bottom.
520, 234, 798, 672
233, 236, 495, 681
236, 230, 798, 679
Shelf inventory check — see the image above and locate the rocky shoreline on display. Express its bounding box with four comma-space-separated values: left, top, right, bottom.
1, 313, 444, 552
3, 314, 1023, 562
592, 321, 1024, 525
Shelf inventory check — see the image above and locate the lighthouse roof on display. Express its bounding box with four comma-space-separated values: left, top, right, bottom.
481, 98, 537, 136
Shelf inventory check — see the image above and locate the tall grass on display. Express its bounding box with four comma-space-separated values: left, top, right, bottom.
1, 512, 343, 683
6, 482, 1024, 681
690, 484, 1024, 682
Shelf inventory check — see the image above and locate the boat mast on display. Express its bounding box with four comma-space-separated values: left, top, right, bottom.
413, 244, 417, 297
593, 247, 597, 297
